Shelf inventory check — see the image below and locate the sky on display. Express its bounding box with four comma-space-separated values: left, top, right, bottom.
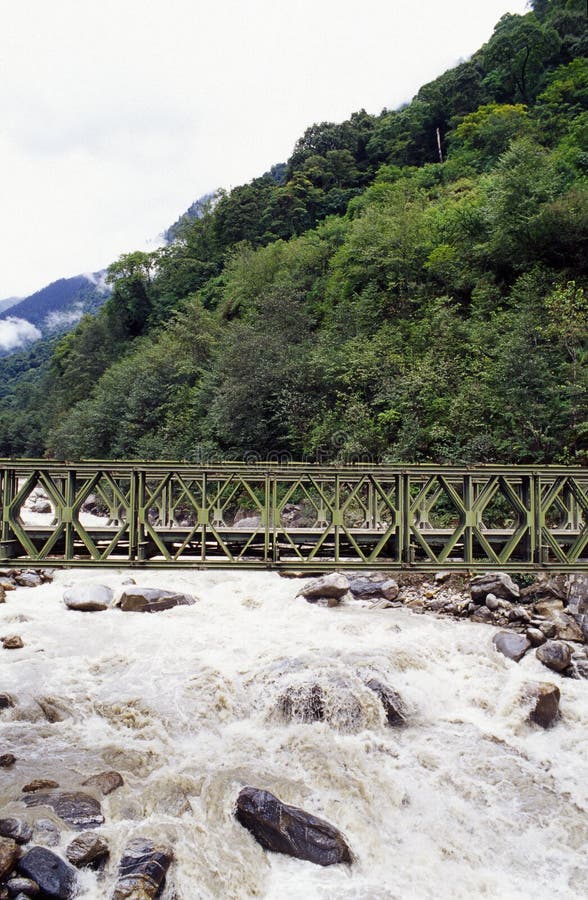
0, 0, 530, 299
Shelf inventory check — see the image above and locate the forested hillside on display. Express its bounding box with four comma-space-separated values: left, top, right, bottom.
1, 0, 586, 463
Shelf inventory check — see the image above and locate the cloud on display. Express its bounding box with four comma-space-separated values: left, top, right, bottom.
44, 303, 85, 331
0, 317, 42, 352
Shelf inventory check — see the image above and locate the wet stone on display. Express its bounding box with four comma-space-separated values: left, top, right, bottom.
536, 640, 573, 673
526, 627, 546, 647
63, 584, 113, 612
365, 679, 405, 727
14, 573, 42, 588
22, 781, 59, 793
82, 770, 124, 796
0, 754, 16, 768
5, 877, 40, 896
297, 573, 349, 606
0, 838, 20, 881
117, 587, 196, 613
0, 694, 15, 710
32, 820, 60, 848
277, 684, 325, 723
66, 832, 109, 869
348, 574, 399, 603
524, 682, 561, 728
0, 819, 33, 845
112, 837, 173, 900
492, 631, 530, 662
18, 847, 77, 899
23, 792, 104, 830
236, 787, 352, 866
1, 636, 24, 650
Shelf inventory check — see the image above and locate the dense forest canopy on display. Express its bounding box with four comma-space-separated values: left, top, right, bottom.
1, 0, 586, 464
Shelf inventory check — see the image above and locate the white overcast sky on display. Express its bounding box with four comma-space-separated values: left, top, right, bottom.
0, 0, 529, 299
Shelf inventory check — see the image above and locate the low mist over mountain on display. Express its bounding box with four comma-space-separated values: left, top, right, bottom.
0, 272, 110, 356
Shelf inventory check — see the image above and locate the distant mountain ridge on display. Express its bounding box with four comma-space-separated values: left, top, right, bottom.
0, 271, 110, 356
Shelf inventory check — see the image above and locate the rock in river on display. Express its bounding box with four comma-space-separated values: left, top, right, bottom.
492, 631, 530, 662
18, 846, 77, 899
366, 679, 405, 726
23, 791, 104, 830
297, 573, 349, 607
235, 786, 352, 866
0, 837, 20, 881
523, 682, 561, 728
0, 817, 33, 845
116, 587, 196, 612
63, 584, 113, 612
112, 837, 173, 899
536, 640, 573, 673
66, 832, 109, 868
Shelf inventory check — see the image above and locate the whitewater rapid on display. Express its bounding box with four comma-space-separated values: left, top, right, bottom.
0, 569, 587, 899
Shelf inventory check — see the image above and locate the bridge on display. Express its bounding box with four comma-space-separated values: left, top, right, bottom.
1, 460, 587, 571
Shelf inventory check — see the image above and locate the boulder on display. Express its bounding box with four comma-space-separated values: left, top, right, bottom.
2, 635, 24, 650
526, 627, 546, 647
5, 876, 40, 896
0, 819, 33, 845
63, 584, 113, 612
297, 574, 349, 606
235, 787, 352, 866
15, 572, 42, 588
566, 574, 588, 615
534, 598, 565, 618
23, 792, 104, 830
22, 780, 59, 793
117, 587, 196, 613
492, 631, 530, 662
550, 612, 584, 642
0, 693, 14, 709
112, 838, 173, 900
520, 575, 567, 604
470, 573, 519, 603
0, 838, 20, 881
66, 832, 109, 868
348, 574, 399, 603
523, 682, 561, 728
536, 640, 573, 673
0, 754, 16, 768
277, 684, 325, 723
82, 770, 123, 796
17, 847, 77, 899
365, 679, 405, 726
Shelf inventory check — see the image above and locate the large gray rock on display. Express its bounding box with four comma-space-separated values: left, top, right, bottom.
277, 683, 325, 723
0, 837, 19, 881
297, 574, 349, 606
15, 571, 42, 588
112, 838, 173, 899
117, 587, 196, 612
523, 682, 561, 728
66, 832, 109, 868
82, 770, 123, 796
23, 791, 104, 830
348, 574, 399, 603
365, 679, 405, 726
492, 631, 530, 662
536, 640, 573, 673
63, 584, 113, 612
471, 573, 520, 603
235, 787, 352, 866
18, 847, 77, 899
0, 818, 33, 845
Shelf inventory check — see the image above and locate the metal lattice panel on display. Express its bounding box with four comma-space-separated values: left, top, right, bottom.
1, 461, 586, 571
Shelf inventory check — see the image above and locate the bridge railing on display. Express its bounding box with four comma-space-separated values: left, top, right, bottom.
1, 461, 587, 570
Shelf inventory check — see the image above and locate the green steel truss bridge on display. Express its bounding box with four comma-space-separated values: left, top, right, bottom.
1, 461, 587, 572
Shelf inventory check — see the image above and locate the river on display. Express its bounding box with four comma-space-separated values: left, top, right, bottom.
1, 569, 587, 898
